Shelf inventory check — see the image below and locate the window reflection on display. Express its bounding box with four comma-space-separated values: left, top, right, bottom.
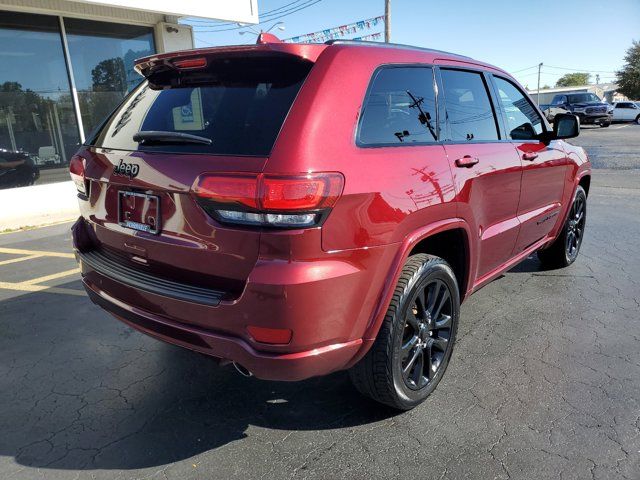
65, 18, 155, 138
0, 11, 79, 187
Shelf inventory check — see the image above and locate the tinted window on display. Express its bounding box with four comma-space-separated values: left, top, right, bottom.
90, 56, 312, 156
358, 67, 437, 145
566, 93, 601, 103
494, 77, 543, 140
440, 69, 498, 141
617, 102, 632, 108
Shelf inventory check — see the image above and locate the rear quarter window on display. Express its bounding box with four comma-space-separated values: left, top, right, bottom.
88, 56, 313, 156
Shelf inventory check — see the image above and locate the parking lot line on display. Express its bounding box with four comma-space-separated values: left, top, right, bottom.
0, 281, 85, 296
0, 254, 44, 266
0, 247, 75, 259
22, 268, 80, 285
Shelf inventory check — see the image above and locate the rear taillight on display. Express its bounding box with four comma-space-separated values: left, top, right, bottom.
193, 173, 344, 228
69, 155, 87, 196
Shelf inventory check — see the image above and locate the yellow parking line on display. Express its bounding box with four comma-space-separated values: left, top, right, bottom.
0, 281, 85, 297
22, 268, 80, 285
0, 254, 44, 266
0, 247, 75, 259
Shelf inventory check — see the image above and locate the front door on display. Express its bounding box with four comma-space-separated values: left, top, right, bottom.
492, 76, 568, 254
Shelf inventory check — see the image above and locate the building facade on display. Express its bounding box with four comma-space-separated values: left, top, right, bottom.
527, 84, 626, 105
0, 0, 257, 191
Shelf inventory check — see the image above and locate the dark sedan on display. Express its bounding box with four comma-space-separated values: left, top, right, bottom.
0, 148, 39, 189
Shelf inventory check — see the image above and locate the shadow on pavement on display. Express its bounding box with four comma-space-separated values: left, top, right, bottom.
0, 280, 397, 471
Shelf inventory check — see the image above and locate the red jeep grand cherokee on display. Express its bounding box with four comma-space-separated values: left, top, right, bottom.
70, 37, 590, 410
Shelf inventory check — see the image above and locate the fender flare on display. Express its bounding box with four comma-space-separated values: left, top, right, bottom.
344, 218, 474, 369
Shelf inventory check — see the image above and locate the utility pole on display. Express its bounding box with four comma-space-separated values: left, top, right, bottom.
384, 0, 391, 43
536, 62, 543, 105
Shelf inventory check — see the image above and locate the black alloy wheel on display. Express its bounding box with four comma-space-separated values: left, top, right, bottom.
538, 185, 587, 268
565, 191, 586, 262
349, 254, 460, 410
401, 279, 453, 390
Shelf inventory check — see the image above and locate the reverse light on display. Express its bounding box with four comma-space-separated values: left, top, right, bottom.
193, 173, 344, 228
69, 155, 87, 196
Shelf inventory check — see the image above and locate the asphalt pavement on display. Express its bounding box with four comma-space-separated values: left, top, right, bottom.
0, 123, 639, 479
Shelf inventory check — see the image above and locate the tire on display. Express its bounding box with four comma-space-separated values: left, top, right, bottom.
635, 115, 640, 125
538, 185, 587, 268
349, 254, 460, 410
600, 120, 611, 128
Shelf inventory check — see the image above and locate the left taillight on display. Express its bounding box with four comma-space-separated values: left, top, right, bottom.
69, 155, 88, 196
193, 173, 344, 229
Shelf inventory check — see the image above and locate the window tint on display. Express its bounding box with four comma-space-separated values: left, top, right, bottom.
440, 69, 498, 141
617, 102, 632, 108
494, 77, 543, 140
358, 67, 437, 145
90, 56, 312, 156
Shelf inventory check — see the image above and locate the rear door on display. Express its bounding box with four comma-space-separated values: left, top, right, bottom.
438, 67, 523, 281
491, 75, 568, 254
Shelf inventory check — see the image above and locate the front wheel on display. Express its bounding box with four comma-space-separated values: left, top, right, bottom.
349, 254, 460, 410
538, 185, 587, 268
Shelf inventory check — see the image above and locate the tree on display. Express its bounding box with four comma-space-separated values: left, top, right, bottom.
555, 72, 590, 87
616, 40, 640, 100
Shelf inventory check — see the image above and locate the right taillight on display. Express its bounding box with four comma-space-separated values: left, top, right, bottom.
69, 155, 88, 196
193, 173, 344, 228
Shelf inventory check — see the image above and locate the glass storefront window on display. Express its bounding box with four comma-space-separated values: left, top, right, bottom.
64, 18, 155, 139
0, 11, 80, 188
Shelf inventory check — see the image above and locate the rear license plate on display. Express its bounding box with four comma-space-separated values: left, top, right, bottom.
118, 191, 161, 235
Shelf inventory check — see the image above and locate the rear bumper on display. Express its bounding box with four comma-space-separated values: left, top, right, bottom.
75, 218, 398, 381
84, 282, 363, 381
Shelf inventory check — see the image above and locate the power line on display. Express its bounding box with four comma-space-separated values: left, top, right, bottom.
193, 0, 323, 32
188, 0, 305, 24
544, 65, 617, 74
510, 65, 539, 74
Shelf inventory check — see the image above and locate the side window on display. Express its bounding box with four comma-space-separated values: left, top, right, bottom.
358, 67, 437, 146
440, 69, 499, 142
494, 77, 544, 140
553, 95, 567, 105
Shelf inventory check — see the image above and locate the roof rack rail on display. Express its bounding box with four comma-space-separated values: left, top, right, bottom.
324, 39, 473, 60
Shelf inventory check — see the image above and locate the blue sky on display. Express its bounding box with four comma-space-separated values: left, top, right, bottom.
184, 0, 639, 90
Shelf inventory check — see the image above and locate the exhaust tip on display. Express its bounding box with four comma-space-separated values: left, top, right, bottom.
233, 362, 253, 377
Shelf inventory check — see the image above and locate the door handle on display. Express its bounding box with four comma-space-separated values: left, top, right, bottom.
455, 155, 479, 168
522, 152, 539, 161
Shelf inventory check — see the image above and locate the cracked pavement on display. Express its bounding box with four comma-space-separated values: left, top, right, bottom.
0, 124, 639, 479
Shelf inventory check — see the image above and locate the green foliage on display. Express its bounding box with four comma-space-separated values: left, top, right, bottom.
616, 40, 640, 100
555, 72, 590, 87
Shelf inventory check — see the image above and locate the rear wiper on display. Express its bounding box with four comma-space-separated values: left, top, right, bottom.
133, 131, 212, 145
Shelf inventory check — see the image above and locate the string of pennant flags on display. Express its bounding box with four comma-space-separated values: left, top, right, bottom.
283, 15, 385, 43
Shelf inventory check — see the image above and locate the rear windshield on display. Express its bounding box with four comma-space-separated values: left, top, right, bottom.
88, 55, 313, 156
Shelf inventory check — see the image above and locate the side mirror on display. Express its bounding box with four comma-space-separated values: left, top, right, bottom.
553, 113, 579, 140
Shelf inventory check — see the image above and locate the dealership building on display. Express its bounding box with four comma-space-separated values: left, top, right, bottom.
0, 0, 258, 228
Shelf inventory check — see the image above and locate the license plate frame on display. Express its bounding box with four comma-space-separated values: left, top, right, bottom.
117, 191, 161, 235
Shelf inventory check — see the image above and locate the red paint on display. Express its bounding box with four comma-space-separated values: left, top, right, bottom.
72, 41, 590, 381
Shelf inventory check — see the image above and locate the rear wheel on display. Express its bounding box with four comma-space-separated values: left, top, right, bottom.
635, 114, 640, 125
600, 120, 611, 127
349, 254, 459, 410
538, 185, 587, 268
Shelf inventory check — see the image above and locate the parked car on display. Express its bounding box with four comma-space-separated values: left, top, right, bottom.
551, 92, 611, 127
0, 148, 39, 189
539, 103, 569, 122
35, 146, 61, 166
610, 101, 640, 123
70, 38, 590, 410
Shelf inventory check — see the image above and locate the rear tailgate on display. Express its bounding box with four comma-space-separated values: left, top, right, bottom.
76, 45, 322, 297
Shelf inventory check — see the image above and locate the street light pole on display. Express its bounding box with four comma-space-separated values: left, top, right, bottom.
384, 0, 391, 43
536, 62, 543, 105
